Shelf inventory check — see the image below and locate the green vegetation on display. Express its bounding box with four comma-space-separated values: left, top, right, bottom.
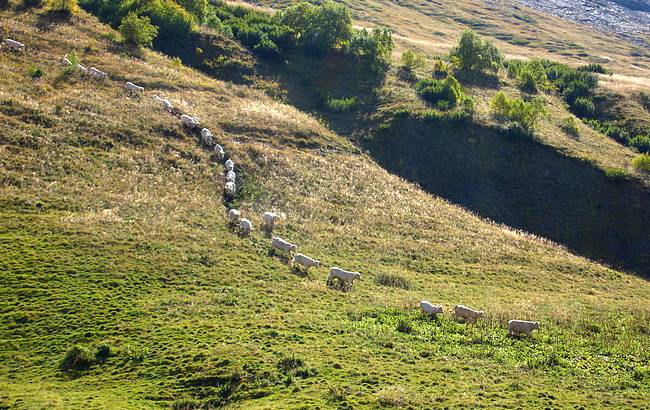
507, 59, 549, 93
27, 65, 43, 79
46, 0, 77, 14
415, 76, 465, 110
490, 91, 547, 133
326, 96, 359, 112
400, 49, 425, 72
543, 61, 598, 118
375, 273, 411, 290
604, 167, 630, 180
449, 30, 503, 74
119, 13, 159, 48
561, 116, 580, 136
577, 63, 610, 74
629, 134, 650, 154
632, 153, 650, 172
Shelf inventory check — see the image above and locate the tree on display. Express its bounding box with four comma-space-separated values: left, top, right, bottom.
119, 13, 159, 48
176, 0, 207, 22
348, 27, 394, 72
449, 30, 503, 73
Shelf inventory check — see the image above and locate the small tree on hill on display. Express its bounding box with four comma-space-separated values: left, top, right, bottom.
119, 13, 159, 48
450, 30, 503, 74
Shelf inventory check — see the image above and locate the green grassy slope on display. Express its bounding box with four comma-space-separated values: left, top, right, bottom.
1, 6, 650, 410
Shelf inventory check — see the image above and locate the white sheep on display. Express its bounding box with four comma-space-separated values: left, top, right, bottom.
327, 267, 361, 290
225, 159, 234, 172
153, 95, 173, 111
271, 236, 297, 255
180, 114, 200, 128
5, 39, 24, 51
201, 133, 213, 147
228, 209, 241, 224
224, 181, 236, 196
420, 301, 444, 317
62, 55, 73, 66
453, 305, 485, 324
292, 253, 320, 271
214, 144, 225, 160
262, 211, 279, 232
226, 170, 236, 183
508, 320, 540, 337
239, 218, 253, 236
89, 67, 107, 80
77, 64, 88, 75
126, 81, 144, 93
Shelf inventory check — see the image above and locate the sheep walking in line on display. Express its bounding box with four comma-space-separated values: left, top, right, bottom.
508, 320, 540, 337
271, 236, 297, 258
62, 55, 73, 66
214, 144, 225, 161
5, 39, 24, 51
153, 95, 173, 111
180, 114, 200, 128
226, 170, 236, 183
200, 128, 213, 147
262, 212, 279, 234
420, 301, 444, 317
126, 81, 144, 93
89, 67, 107, 80
225, 159, 234, 172
224, 182, 236, 196
453, 305, 485, 324
327, 267, 361, 291
228, 209, 241, 225
239, 218, 253, 237
291, 253, 320, 275
77, 63, 88, 75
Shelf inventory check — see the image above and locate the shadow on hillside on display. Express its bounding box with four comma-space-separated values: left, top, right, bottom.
367, 118, 650, 277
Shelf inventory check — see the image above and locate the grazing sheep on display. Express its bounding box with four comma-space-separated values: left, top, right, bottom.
271, 236, 297, 255
262, 212, 279, 232
77, 64, 88, 74
239, 218, 253, 236
420, 301, 444, 317
508, 320, 540, 337
180, 114, 200, 128
224, 181, 236, 196
226, 170, 236, 183
5, 39, 24, 51
228, 209, 241, 224
292, 253, 320, 272
201, 133, 213, 147
126, 81, 144, 93
225, 159, 234, 171
453, 305, 485, 324
153, 95, 173, 110
327, 267, 362, 290
214, 144, 225, 160
89, 67, 107, 80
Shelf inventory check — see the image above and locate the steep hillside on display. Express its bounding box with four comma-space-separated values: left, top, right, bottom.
1, 5, 650, 410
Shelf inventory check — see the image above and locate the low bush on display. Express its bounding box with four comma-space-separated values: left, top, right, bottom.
46, 0, 77, 14
629, 135, 650, 154
570, 97, 595, 118
639, 92, 650, 111
415, 76, 463, 109
348, 27, 394, 73
119, 13, 159, 48
61, 345, 94, 372
561, 116, 580, 136
632, 154, 650, 172
585, 119, 630, 144
95, 344, 112, 363
400, 49, 425, 72
449, 30, 503, 74
326, 96, 358, 112
577, 63, 610, 74
604, 167, 629, 181
28, 66, 44, 79
490, 91, 547, 133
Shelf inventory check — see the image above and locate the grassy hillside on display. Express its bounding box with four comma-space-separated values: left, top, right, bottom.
1, 4, 650, 410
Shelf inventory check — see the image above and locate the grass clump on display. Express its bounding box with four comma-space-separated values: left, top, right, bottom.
629, 135, 650, 154
632, 154, 650, 172
375, 273, 411, 290
27, 66, 44, 79
604, 167, 629, 181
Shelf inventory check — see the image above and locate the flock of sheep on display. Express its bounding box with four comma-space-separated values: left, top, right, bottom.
2, 37, 542, 338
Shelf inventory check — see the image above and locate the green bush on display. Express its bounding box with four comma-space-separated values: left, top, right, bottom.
490, 91, 547, 132
119, 13, 159, 48
348, 27, 394, 73
561, 116, 580, 136
516, 60, 548, 93
61, 345, 94, 372
326, 96, 359, 112
571, 97, 595, 118
175, 0, 207, 22
449, 30, 503, 73
585, 119, 630, 144
95, 344, 112, 363
432, 59, 451, 79
400, 49, 425, 71
632, 154, 650, 172
577, 63, 610, 74
629, 135, 650, 154
415, 76, 463, 109
604, 167, 629, 181
28, 66, 44, 79
46, 0, 77, 14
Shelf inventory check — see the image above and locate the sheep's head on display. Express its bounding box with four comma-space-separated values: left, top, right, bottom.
354, 272, 362, 280
314, 260, 321, 268
478, 311, 485, 318
532, 322, 540, 330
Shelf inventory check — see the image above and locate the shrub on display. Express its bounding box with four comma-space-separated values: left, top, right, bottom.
396, 319, 415, 334
61, 345, 94, 372
349, 27, 394, 72
561, 116, 580, 136
95, 344, 112, 363
578, 63, 610, 74
632, 154, 650, 172
46, 0, 77, 14
400, 49, 425, 71
119, 13, 159, 48
490, 91, 547, 132
28, 66, 44, 79
604, 167, 629, 181
176, 0, 207, 22
375, 273, 411, 290
585, 119, 630, 144
416, 76, 463, 109
326, 96, 359, 112
449, 30, 503, 73
516, 60, 548, 93
571, 97, 595, 118
629, 135, 650, 154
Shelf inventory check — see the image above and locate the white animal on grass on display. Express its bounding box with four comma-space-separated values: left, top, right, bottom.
214, 144, 225, 160
126, 81, 144, 93
62, 55, 73, 66
292, 253, 320, 271
239, 218, 253, 236
327, 267, 361, 289
201, 132, 213, 147
226, 170, 236, 183
224, 181, 236, 196
153, 95, 173, 110
262, 212, 279, 231
180, 114, 200, 128
420, 301, 444, 317
508, 320, 540, 337
271, 236, 297, 255
228, 209, 241, 224
225, 159, 234, 171
89, 67, 107, 80
5, 39, 24, 51
453, 305, 485, 324
77, 64, 88, 74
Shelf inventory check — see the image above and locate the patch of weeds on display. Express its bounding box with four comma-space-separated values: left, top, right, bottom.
326, 96, 359, 113
375, 273, 411, 290
396, 319, 416, 335
28, 66, 44, 79
61, 345, 94, 372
